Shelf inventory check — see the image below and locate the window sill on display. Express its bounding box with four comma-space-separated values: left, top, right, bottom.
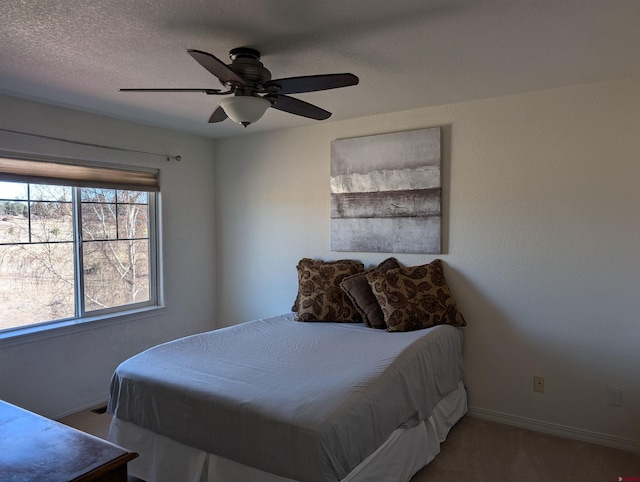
0, 305, 166, 348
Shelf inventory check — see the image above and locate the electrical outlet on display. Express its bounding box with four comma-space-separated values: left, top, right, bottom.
607, 386, 623, 406
533, 375, 545, 393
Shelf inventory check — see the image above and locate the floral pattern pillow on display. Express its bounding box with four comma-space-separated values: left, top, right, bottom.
366, 259, 466, 332
294, 258, 364, 322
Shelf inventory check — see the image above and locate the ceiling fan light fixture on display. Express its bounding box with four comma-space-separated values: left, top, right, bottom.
219, 96, 271, 127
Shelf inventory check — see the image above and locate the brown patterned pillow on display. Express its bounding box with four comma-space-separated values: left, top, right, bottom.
292, 258, 363, 312
366, 259, 466, 332
340, 257, 400, 329
294, 258, 364, 322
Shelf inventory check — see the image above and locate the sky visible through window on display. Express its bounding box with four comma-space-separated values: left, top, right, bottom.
0, 181, 30, 200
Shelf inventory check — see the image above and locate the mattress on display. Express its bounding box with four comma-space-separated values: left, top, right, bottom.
108, 313, 465, 481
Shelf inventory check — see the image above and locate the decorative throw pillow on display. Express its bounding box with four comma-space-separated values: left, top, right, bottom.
294, 258, 364, 322
366, 259, 466, 332
292, 258, 363, 312
340, 257, 400, 329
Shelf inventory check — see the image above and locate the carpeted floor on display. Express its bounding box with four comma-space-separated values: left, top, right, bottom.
60, 408, 640, 481
411, 416, 640, 482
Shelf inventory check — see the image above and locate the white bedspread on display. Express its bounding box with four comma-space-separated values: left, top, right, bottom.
108, 313, 464, 482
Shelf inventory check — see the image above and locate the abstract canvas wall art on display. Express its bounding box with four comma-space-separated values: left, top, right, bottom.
330, 127, 441, 254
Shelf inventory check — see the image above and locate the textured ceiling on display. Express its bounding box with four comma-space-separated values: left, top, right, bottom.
1, 0, 638, 139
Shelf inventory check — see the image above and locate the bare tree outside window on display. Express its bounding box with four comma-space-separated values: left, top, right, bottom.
81, 188, 150, 312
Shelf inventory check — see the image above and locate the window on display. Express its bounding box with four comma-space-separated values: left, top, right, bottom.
0, 157, 160, 335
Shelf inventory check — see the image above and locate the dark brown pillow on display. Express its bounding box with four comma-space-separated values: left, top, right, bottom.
340, 257, 400, 329
294, 258, 364, 322
366, 259, 466, 332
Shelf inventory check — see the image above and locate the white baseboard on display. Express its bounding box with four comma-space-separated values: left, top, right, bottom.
50, 397, 109, 421
467, 406, 640, 454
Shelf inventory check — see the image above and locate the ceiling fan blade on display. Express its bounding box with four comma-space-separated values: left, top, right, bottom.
263, 73, 358, 95
187, 49, 246, 86
266, 94, 331, 120
120, 88, 223, 95
209, 105, 228, 123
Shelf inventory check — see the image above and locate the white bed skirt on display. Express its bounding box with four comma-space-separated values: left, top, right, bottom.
109, 381, 467, 482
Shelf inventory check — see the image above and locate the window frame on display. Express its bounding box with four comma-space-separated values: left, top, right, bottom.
0, 156, 163, 344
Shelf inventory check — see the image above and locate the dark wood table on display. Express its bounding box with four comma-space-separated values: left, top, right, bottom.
0, 399, 138, 481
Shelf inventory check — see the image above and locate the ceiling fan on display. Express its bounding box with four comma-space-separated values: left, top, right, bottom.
120, 47, 359, 127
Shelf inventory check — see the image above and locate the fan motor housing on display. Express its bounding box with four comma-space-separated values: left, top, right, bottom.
228, 48, 271, 87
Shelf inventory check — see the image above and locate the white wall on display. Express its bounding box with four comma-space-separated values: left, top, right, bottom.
214, 78, 640, 448
0, 95, 217, 418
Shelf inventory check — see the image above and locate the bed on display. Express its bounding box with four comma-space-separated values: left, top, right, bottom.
107, 313, 466, 482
